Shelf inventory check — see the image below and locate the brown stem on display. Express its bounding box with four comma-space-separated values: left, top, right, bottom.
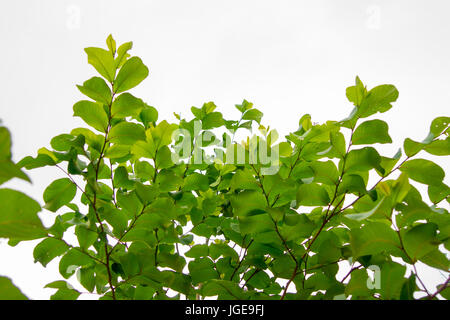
427, 276, 450, 300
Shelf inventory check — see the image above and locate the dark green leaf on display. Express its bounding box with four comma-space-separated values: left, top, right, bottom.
0, 277, 28, 300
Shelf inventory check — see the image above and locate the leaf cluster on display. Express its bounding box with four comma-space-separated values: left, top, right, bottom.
1, 36, 449, 300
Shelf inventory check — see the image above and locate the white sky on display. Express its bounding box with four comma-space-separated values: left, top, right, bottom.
0, 0, 449, 299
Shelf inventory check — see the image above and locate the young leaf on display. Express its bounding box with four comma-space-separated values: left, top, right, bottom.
115, 41, 133, 69
84, 47, 116, 82
111, 93, 145, 118
113, 57, 149, 93
106, 34, 116, 56
358, 84, 399, 118
73, 100, 109, 132
76, 77, 112, 105
242, 108, 263, 124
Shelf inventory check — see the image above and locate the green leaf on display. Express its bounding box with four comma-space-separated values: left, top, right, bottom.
230, 169, 259, 191
117, 190, 144, 218
73, 100, 109, 132
75, 226, 98, 251
149, 120, 177, 149
50, 134, 85, 152
140, 105, 158, 126
188, 258, 219, 285
0, 277, 28, 300
403, 138, 425, 157
113, 166, 134, 189
183, 173, 209, 192
202, 112, 224, 130
33, 237, 68, 267
345, 147, 383, 174
115, 41, 133, 69
106, 34, 116, 56
346, 76, 366, 106
345, 269, 371, 297
101, 207, 129, 236
185, 245, 209, 258
403, 223, 439, 261
0, 127, 12, 158
239, 213, 274, 235
400, 159, 445, 186
428, 183, 450, 204
45, 280, 81, 300
400, 274, 417, 300
84, 47, 116, 82
111, 93, 145, 118
242, 109, 263, 124
109, 122, 146, 145
338, 174, 367, 196
17, 153, 56, 170
0, 159, 30, 185
0, 189, 46, 240
380, 262, 406, 300
113, 56, 149, 93
155, 146, 174, 169
59, 249, 96, 279
134, 161, 155, 181
278, 141, 293, 157
230, 190, 266, 217
350, 222, 401, 258
0, 127, 30, 185
43, 178, 77, 212
424, 138, 450, 156
78, 267, 96, 292
76, 77, 112, 105
352, 119, 392, 145
156, 170, 183, 192
344, 197, 385, 221
296, 183, 330, 206
429, 116, 449, 136
279, 214, 315, 241
358, 84, 399, 118
419, 248, 449, 271
310, 160, 339, 186
235, 99, 253, 113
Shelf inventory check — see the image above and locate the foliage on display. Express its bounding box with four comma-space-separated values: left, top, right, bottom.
1, 35, 450, 300
0, 121, 46, 300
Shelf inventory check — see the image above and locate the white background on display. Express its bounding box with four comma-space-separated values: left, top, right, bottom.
0, 0, 449, 299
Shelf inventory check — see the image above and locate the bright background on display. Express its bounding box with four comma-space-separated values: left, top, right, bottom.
0, 0, 449, 299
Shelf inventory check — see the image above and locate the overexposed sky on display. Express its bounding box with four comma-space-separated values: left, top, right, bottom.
0, 0, 449, 299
